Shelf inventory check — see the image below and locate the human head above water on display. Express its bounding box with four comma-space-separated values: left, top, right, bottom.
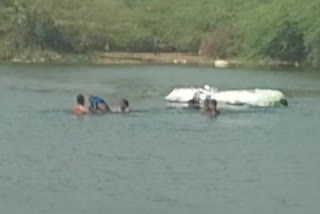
280, 98, 288, 107
77, 94, 85, 105
120, 99, 129, 109
206, 99, 217, 111
211, 99, 217, 106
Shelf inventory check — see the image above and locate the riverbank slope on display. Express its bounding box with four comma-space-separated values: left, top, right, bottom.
6, 51, 301, 69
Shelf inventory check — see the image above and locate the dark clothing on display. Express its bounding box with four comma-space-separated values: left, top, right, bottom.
187, 98, 200, 109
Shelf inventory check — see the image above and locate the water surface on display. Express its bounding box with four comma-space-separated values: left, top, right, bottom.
0, 64, 319, 214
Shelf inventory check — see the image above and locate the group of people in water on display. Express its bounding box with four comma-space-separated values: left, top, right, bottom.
73, 92, 219, 116
72, 94, 130, 115
187, 93, 219, 116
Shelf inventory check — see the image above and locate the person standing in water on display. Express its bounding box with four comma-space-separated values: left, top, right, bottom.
187, 93, 201, 109
72, 94, 89, 115
205, 99, 219, 116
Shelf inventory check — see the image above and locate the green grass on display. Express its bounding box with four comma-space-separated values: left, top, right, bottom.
0, 0, 320, 67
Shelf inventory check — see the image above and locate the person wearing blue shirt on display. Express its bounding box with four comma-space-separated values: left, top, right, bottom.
89, 95, 110, 113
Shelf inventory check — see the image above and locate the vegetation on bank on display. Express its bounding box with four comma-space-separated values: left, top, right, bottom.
0, 0, 320, 67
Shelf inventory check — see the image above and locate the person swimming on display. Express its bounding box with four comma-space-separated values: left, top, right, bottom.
72, 94, 89, 115
89, 95, 110, 113
187, 93, 201, 109
280, 98, 288, 107
112, 99, 130, 113
204, 98, 219, 116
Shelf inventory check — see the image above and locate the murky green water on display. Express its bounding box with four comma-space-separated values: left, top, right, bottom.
0, 64, 320, 214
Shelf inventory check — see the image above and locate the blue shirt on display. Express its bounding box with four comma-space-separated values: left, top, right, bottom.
89, 96, 107, 111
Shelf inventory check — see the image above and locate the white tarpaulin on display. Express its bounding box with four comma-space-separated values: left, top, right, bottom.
165, 85, 286, 107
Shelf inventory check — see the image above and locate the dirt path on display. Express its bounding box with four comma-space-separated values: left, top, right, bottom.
96, 52, 217, 65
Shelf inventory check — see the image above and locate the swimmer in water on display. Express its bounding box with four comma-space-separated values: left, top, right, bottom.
112, 99, 130, 113
280, 98, 288, 107
72, 94, 89, 115
89, 95, 110, 114
205, 98, 219, 116
187, 93, 201, 109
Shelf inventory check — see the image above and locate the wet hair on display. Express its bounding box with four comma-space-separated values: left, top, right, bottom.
211, 99, 217, 106
121, 99, 129, 108
205, 99, 217, 106
280, 98, 288, 107
205, 99, 218, 112
77, 94, 85, 105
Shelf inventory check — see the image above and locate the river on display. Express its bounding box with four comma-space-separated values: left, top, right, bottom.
0, 64, 319, 214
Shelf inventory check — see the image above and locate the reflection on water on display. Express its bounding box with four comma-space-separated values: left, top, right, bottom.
0, 64, 320, 214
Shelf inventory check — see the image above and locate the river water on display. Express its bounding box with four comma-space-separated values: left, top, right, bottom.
0, 64, 319, 214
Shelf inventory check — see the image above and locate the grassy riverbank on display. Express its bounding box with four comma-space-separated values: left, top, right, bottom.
1, 0, 319, 68
3, 51, 221, 65
5, 50, 302, 69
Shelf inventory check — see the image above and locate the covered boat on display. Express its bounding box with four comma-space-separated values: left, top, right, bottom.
165, 85, 287, 107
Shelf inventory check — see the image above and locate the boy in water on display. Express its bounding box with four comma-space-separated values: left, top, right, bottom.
112, 99, 130, 113
187, 93, 201, 109
72, 94, 89, 115
205, 99, 219, 116
89, 95, 110, 114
